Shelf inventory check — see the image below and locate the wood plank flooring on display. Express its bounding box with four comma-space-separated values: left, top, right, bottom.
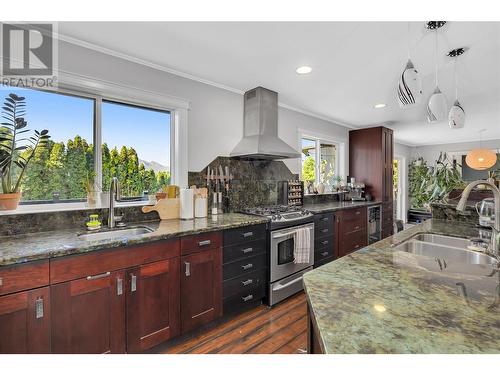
150, 292, 307, 354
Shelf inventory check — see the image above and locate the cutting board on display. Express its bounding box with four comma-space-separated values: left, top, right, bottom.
142, 198, 180, 220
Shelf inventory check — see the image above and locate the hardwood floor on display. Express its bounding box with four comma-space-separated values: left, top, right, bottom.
150, 292, 307, 354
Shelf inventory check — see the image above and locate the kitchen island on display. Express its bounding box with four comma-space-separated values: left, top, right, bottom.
303, 219, 500, 354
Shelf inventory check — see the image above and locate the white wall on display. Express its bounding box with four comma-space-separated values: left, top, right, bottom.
57, 41, 351, 178
394, 143, 411, 221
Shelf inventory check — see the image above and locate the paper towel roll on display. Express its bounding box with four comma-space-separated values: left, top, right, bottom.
180, 188, 194, 220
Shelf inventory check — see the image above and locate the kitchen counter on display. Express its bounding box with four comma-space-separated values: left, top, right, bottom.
0, 213, 269, 267
303, 200, 381, 214
303, 219, 500, 354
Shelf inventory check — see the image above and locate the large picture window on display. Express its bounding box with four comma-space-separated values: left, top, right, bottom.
0, 86, 172, 205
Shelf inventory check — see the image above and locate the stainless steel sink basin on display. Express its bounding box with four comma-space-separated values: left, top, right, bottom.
78, 226, 154, 241
393, 233, 497, 275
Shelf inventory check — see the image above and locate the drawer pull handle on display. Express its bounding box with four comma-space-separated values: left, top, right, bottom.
241, 247, 253, 254
117, 278, 123, 296
35, 297, 44, 319
242, 263, 253, 270
321, 251, 329, 257
185, 262, 191, 277
243, 231, 254, 238
321, 240, 329, 245
354, 226, 360, 230
242, 279, 254, 286
354, 244, 360, 249
355, 211, 360, 215
198, 240, 211, 247
321, 228, 329, 233
86, 271, 110, 280
242, 294, 254, 302
321, 217, 329, 222
131, 274, 137, 292
0, 277, 3, 287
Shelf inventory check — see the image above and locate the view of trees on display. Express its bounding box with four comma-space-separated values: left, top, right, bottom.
21, 135, 170, 201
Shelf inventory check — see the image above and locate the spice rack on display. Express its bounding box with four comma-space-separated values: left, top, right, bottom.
277, 180, 304, 206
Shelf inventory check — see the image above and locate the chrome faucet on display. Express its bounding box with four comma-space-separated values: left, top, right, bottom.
456, 179, 500, 259
109, 177, 122, 228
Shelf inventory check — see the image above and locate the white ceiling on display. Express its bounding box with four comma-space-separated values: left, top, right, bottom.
58, 22, 500, 146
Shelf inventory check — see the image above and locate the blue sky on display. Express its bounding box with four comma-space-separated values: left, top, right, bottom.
1, 87, 171, 167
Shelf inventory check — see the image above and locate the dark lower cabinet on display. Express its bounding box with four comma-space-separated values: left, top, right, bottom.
0, 286, 50, 354
314, 213, 335, 268
51, 270, 126, 354
126, 258, 180, 353
337, 207, 368, 258
180, 248, 222, 334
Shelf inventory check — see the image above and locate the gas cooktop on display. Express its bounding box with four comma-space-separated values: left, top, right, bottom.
241, 205, 313, 227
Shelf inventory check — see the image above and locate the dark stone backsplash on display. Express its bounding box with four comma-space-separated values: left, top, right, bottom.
430, 202, 479, 226
188, 156, 297, 212
0, 206, 159, 237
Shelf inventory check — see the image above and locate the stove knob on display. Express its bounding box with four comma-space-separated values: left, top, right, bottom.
302, 210, 309, 215
276, 214, 282, 220
272, 215, 277, 221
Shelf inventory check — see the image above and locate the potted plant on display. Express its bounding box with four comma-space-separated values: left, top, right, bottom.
0, 93, 50, 210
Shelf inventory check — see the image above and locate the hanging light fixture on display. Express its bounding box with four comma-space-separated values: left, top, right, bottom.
426, 21, 448, 123
397, 22, 422, 108
448, 47, 466, 129
466, 129, 497, 170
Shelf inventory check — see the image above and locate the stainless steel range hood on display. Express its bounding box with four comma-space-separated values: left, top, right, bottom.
230, 87, 301, 160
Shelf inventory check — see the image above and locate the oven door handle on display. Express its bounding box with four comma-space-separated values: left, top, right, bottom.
272, 230, 298, 239
272, 276, 303, 291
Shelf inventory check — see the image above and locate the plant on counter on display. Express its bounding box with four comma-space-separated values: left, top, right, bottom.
0, 93, 50, 210
408, 153, 464, 211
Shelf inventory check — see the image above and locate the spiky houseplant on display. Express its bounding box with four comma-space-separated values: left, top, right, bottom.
0, 93, 50, 209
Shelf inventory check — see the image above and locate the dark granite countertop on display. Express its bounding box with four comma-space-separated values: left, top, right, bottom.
303, 219, 500, 354
303, 200, 382, 214
0, 213, 269, 267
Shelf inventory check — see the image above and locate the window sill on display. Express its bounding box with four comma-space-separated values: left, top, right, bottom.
0, 200, 154, 216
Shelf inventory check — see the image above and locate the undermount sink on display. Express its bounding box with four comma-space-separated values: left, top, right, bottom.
394, 233, 497, 275
78, 226, 154, 241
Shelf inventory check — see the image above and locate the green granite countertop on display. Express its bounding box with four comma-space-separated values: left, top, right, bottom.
303, 219, 500, 354
303, 200, 382, 214
0, 213, 268, 267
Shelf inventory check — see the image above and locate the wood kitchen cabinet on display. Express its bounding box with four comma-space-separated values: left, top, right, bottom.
349, 126, 393, 239
126, 258, 180, 353
0, 287, 50, 353
336, 207, 367, 258
51, 270, 126, 354
180, 232, 223, 334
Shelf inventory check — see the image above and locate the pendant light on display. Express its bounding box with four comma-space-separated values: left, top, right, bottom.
397, 22, 422, 108
448, 47, 466, 129
426, 21, 448, 123
466, 129, 497, 170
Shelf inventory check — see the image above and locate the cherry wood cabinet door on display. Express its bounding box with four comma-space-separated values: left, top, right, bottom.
126, 258, 180, 353
180, 248, 222, 334
51, 270, 126, 354
0, 287, 50, 353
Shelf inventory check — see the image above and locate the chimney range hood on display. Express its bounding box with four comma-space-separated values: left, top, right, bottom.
230, 87, 301, 160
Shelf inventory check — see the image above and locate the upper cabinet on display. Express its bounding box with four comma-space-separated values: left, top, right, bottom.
349, 126, 394, 203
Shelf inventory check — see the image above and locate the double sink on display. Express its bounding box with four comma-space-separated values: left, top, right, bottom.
394, 233, 497, 275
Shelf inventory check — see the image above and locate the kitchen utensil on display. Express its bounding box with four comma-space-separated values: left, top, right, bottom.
206, 166, 210, 187
142, 198, 180, 220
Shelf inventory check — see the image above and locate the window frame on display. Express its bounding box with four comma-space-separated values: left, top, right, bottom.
299, 134, 342, 191
1, 77, 187, 212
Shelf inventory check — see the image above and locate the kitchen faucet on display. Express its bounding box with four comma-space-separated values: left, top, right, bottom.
108, 177, 123, 228
456, 179, 500, 259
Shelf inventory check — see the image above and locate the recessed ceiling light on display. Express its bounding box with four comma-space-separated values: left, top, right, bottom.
374, 103, 387, 109
296, 66, 312, 74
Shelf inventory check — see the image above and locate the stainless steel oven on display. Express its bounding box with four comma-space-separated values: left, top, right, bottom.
269, 222, 314, 305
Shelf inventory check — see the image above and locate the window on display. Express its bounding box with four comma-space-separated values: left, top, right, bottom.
0, 86, 172, 205
301, 137, 339, 193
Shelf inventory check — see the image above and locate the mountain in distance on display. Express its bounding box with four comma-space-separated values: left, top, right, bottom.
139, 159, 170, 173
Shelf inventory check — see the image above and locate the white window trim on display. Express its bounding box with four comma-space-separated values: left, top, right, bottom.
0, 72, 190, 213
298, 129, 346, 188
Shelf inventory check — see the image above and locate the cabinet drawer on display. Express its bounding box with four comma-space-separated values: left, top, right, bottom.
223, 253, 267, 281
181, 231, 222, 255
223, 224, 267, 246
223, 239, 266, 264
315, 224, 334, 239
223, 284, 265, 316
50, 239, 179, 284
314, 246, 334, 263
223, 268, 266, 299
315, 236, 333, 251
314, 255, 335, 268
314, 213, 334, 230
341, 207, 367, 222
341, 229, 367, 255
0, 260, 49, 296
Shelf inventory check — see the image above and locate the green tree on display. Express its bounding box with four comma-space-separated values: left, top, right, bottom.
302, 156, 315, 182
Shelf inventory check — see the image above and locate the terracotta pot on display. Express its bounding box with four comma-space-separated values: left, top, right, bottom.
0, 192, 22, 210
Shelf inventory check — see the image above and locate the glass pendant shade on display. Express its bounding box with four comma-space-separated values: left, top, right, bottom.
448, 100, 465, 128
397, 59, 422, 108
427, 87, 448, 123
465, 148, 497, 170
